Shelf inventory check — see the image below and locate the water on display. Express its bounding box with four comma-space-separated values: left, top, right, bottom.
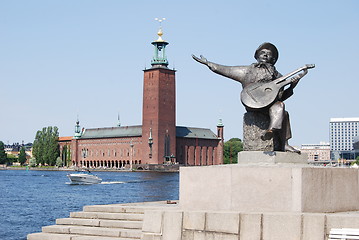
0, 169, 179, 240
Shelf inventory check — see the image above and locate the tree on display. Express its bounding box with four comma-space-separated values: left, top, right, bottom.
18, 147, 27, 166
32, 126, 60, 166
0, 141, 7, 164
29, 157, 37, 167
55, 157, 62, 167
0, 141, 6, 163
224, 138, 243, 164
351, 156, 359, 166
7, 154, 17, 164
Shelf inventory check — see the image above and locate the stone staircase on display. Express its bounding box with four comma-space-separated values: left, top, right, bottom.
27, 201, 176, 240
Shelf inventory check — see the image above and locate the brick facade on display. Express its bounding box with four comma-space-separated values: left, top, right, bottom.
141, 67, 176, 165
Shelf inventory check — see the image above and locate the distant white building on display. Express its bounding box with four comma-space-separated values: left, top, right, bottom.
329, 117, 359, 160
301, 142, 330, 162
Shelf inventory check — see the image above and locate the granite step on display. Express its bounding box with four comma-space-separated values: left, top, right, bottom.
42, 225, 142, 238
28, 232, 139, 240
27, 201, 177, 240
28, 206, 144, 240
56, 218, 143, 229
70, 211, 144, 221
83, 205, 145, 214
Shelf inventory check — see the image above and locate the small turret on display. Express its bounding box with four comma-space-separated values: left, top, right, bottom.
116, 113, 121, 127
217, 119, 224, 142
74, 119, 82, 139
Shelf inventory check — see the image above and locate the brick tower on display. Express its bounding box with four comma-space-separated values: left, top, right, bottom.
141, 24, 176, 165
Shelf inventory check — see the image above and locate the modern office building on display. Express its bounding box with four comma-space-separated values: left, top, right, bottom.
301, 142, 330, 162
329, 117, 359, 160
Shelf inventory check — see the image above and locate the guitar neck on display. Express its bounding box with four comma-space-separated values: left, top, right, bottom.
275, 65, 312, 85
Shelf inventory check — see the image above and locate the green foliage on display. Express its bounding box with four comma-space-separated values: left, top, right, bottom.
0, 141, 7, 164
18, 147, 27, 165
224, 138, 243, 164
32, 126, 60, 166
7, 154, 17, 163
29, 157, 37, 167
55, 157, 63, 167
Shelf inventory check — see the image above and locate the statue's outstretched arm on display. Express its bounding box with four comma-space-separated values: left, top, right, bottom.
192, 54, 246, 83
192, 54, 209, 65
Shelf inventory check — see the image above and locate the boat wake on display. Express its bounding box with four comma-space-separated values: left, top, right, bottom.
66, 181, 125, 185
100, 181, 126, 184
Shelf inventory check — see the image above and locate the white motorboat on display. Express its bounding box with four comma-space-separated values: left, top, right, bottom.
67, 172, 102, 184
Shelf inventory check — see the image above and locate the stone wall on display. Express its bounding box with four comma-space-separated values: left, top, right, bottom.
141, 209, 359, 240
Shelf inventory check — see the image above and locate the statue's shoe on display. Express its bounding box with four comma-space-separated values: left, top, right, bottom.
285, 144, 301, 154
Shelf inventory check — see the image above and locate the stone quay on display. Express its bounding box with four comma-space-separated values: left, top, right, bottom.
29, 152, 359, 240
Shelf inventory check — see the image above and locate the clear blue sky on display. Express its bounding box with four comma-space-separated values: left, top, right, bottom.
1, 0, 358, 147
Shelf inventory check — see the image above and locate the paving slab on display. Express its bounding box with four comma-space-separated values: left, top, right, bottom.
99, 219, 143, 229
69, 226, 122, 237
42, 225, 71, 234
70, 212, 144, 221
27, 232, 77, 240
206, 212, 240, 234
83, 205, 145, 214
183, 211, 206, 231
162, 211, 183, 240
56, 218, 100, 227
27, 232, 139, 240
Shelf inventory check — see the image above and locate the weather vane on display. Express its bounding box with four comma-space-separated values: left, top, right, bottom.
155, 18, 166, 27
154, 18, 166, 42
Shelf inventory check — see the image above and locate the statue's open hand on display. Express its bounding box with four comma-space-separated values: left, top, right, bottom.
192, 54, 208, 65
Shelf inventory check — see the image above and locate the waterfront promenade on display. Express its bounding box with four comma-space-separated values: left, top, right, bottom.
25, 161, 359, 240
27, 199, 359, 240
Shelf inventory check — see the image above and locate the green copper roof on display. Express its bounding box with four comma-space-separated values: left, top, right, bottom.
176, 126, 219, 140
77, 125, 218, 140
80, 126, 142, 139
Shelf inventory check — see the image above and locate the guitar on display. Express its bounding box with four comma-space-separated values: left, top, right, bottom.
240, 64, 315, 109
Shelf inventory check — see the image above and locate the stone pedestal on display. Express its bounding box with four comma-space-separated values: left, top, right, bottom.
142, 152, 359, 240
179, 158, 359, 213
238, 151, 308, 164
243, 112, 282, 151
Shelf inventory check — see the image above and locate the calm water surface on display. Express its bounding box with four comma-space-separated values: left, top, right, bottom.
0, 169, 179, 240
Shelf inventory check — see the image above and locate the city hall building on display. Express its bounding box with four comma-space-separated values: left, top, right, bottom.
58, 28, 224, 169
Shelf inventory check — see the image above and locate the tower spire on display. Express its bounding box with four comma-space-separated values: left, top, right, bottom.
74, 117, 82, 139
151, 18, 169, 68
117, 113, 121, 127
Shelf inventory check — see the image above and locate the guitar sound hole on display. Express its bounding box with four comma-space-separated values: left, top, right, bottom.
265, 88, 272, 92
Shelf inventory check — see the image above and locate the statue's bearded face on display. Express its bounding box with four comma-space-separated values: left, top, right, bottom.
257, 49, 274, 64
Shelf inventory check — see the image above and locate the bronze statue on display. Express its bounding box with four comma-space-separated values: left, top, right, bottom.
192, 42, 314, 153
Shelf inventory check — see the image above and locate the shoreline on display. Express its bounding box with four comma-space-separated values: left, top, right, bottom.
0, 166, 179, 173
